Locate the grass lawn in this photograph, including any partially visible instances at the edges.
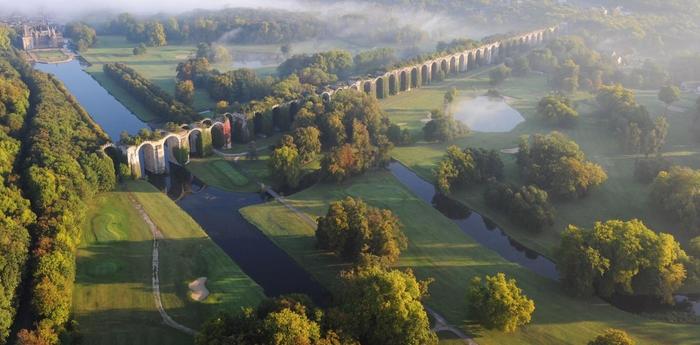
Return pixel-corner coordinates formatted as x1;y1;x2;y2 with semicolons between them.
33;49;69;62
73;181;265;344
186;158;257;192
241;170;700;345
384;71;700;267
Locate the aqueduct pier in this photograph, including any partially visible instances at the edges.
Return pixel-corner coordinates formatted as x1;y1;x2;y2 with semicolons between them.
115;26;559;178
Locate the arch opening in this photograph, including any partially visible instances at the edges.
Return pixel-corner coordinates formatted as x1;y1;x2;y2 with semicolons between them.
389;74;398;94
411;68;419;88
421;65;429;85
400;71;408;91
376;77;385;99
363;81;373;95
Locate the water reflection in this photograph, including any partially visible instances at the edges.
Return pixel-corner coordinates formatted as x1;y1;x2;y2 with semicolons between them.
389;161;558;280
33;60;150;141
451;96;524;132
146;164;329;305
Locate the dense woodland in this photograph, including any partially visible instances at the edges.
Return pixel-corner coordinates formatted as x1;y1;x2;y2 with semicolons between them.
104;62;196;123
0;46;114;345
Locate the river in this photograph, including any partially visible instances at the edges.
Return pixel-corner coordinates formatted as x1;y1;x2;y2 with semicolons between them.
33;59;328;303
34;58;698;317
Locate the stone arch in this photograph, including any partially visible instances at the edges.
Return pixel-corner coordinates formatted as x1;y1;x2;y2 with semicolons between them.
163;134;185;169
363;81;373;96
137;142;157;176
440;59;448;75
410;67;419;88
210;122;226;149
421;64;429;85
449;56;457;74
201;118;213;127
289;101;300;122
376;77;386;99
459;54;466;72
400;70;409;91
389;73;398;94
468;52;475;71
321;92;331;102
431;61;439;80
188;128;203;156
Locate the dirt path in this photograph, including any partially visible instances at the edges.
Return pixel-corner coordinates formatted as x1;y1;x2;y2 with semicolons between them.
128;194;197;336
261;185;476;344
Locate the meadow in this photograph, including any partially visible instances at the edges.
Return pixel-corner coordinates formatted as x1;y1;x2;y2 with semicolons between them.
241;170;700;345
73;181;265;345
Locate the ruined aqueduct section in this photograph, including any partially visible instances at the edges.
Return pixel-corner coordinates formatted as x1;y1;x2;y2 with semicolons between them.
119;26;559;178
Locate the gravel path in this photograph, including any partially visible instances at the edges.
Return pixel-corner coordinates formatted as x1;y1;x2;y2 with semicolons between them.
128;193;197;336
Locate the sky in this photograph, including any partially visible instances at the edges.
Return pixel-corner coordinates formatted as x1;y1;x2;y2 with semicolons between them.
0;0;305;17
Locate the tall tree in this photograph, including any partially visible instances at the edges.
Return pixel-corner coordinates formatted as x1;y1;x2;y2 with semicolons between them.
337;265;437;345
269;143;302;188
467;273;535;332
658;85;680;109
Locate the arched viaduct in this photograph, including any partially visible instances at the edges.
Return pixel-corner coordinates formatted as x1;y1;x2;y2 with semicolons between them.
329;26;557;99
115;26;558;178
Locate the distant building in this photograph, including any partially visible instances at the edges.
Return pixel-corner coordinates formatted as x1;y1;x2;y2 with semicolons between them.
20;24;63;50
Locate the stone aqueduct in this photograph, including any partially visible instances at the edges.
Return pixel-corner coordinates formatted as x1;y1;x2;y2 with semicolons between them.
116;26;559;178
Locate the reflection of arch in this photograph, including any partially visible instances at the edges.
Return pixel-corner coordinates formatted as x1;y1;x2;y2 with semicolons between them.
410;68;419;88
399;71;408;91
376;77;385;99
363;81;373;95
458;54;466;72
389;74;398;94
421;65;429;85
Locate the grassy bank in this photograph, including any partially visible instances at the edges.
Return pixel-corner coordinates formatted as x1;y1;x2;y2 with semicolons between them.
241;170;700;345
384;71;700;261
73;181;265;344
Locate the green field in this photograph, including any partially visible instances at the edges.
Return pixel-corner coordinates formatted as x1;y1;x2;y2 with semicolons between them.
33;49;70;63
80;35;423;122
241;170;700;345
186;158;256;192
73;181;265;344
384;71;700;264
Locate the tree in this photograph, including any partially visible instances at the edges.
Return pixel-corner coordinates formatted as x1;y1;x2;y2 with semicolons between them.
484;181;554;231
144;21;166;47
434;146;504;194
263;308;321;345
280;43;292;57
175;80;195;105
537;94;578;127
293;126;321;163
316;197;407;264
132;43;147;55
64;22;96;51
588;329;635;345
423;109;468;142
444;87;457;105
467;273;535;332
489;64;511;86
658;85;680;108
517;132;607;198
338;265;437;345
269;144;302;188
511;56;531;77
554;59;580;93
652;166;700;232
557;220;687;303
0;25;11;50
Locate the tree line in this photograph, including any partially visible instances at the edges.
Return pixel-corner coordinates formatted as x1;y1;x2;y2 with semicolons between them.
0;49;115;345
103;62;197;123
0;56;34;345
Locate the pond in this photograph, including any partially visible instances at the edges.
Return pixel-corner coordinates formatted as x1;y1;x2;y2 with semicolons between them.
33;60;149;141
451;96;524;132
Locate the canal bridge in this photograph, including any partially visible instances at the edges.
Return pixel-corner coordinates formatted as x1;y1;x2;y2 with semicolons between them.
116;26;559;178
